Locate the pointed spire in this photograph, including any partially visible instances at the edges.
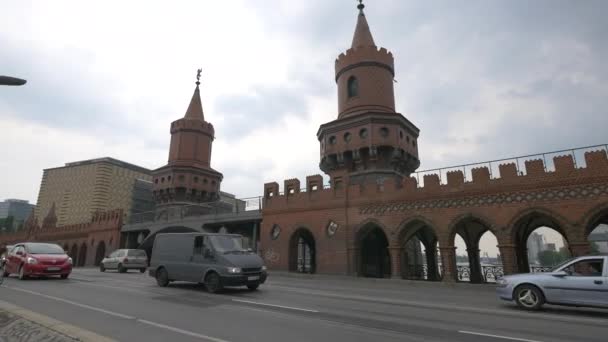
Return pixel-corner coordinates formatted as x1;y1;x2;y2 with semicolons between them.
184;68;205;120
351;1;376;49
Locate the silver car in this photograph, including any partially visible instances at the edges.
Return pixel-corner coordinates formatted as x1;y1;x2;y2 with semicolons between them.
100;249;148;273
496;255;608;310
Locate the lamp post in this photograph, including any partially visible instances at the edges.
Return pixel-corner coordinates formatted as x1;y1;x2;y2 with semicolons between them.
0;76;27;86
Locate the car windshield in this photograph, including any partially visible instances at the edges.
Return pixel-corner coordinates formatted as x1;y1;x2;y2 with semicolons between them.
208;235;246;253
550;257;577;272
127;250;147;257
26;243;65;255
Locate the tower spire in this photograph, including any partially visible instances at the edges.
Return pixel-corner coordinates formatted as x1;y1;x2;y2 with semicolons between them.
351;0;375;49
184;68;204;120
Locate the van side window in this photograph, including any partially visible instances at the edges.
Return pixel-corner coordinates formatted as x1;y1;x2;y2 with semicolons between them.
194;236;204;255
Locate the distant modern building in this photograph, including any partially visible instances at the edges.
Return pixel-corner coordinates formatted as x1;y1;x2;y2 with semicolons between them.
35;157;152;226
129;179;156;218
527;232;545;264
0;199;35;231
588;224;608;254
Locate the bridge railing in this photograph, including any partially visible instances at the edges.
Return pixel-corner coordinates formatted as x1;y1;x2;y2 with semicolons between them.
405;264;554;283
127;196;263;224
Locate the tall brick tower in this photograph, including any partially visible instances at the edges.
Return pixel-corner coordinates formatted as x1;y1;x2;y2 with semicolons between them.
152;70;223;209
318;1;420;187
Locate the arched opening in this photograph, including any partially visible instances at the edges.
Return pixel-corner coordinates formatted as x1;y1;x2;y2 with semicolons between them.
587;207;608;255
288;228;316;274
479;230;502;282
78;243;87;267
451;216;497;283
95;241;106;266
513;212;570;273
70;244;78;266
358;225;390;278
347;76;358;98
398;220;440;281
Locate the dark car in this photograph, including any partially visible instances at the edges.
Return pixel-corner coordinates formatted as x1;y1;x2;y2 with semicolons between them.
3;242;72;280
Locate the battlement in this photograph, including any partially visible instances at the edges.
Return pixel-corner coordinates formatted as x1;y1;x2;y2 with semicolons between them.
335;46;394;77
170;118;214;135
263;148;608;211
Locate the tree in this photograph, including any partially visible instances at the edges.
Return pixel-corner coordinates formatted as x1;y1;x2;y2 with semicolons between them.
537;250;569;266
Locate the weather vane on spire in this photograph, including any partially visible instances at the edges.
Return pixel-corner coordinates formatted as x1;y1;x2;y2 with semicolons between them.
357;0;365;12
196;68;202;86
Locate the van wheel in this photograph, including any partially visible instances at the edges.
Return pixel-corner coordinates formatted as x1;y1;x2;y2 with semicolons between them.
205;272;222;293
118;264;126;273
156;268;169;287
247;284;259;291
99;264;105;272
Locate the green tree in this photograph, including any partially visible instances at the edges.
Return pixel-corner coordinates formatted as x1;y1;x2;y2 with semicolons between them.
537;250;569;266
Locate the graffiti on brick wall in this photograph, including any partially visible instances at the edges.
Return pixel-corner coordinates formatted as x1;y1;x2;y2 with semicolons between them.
264;248;280;264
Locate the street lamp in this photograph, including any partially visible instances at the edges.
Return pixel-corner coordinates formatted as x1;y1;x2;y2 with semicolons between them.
0;76;27;86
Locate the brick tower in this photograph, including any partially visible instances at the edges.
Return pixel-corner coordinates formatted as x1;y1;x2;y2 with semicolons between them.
318;1;420;187
152;71;223;209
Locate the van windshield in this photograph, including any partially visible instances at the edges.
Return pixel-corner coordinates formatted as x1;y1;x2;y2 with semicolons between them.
208;236;246;253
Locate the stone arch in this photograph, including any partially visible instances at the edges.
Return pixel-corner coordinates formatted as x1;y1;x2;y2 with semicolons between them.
448;213;499;283
70;244;78;266
288;227;316;274
78;243;87;267
509;208;571;273
397;216;441;281
95;241;106;266
582;202;608;238
355;220;391;278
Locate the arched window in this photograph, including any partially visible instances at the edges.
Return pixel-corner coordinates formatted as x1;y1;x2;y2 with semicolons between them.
347;76;358;98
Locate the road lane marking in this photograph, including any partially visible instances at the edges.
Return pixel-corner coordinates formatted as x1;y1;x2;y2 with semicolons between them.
231;299;319;313
459;330;544;342
7;286;136;319
5;286;232;342
137;319;230;342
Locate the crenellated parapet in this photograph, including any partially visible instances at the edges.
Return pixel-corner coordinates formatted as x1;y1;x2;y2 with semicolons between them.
264;149;608;212
170;118;215;136
335;46;394;79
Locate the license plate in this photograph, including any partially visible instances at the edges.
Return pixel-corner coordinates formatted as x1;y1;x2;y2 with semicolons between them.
247;276;259;281
47;267;61;271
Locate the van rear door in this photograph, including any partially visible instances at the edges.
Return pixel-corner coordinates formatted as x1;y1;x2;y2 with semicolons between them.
183;235;208;282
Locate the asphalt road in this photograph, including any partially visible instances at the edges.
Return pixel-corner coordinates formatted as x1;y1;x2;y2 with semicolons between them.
1;269;607;342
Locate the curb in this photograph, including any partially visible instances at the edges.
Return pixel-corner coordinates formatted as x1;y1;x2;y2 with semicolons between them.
0;299;116;342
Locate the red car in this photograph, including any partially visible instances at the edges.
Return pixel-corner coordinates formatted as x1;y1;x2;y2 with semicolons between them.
3;242;72;280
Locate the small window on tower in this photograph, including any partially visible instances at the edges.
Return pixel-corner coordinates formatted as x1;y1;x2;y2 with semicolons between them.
347;76;358;98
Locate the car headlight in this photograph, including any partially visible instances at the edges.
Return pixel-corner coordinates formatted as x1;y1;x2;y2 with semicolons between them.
227;267;241;274
67;257;73;264
496;278;508;286
261;266;267;271
26;257;38;264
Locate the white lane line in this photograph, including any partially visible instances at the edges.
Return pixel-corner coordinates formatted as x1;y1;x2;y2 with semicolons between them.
459;330;544;342
5;286;231;342
137;319;230;342
231;299;319;313
8;286;135;319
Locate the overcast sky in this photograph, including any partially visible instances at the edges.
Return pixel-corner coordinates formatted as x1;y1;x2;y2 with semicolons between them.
2;0;607;215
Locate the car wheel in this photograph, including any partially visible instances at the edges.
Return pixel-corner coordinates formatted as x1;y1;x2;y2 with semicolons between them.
118;264;126;273
61;274;69;279
205;272;222;294
156;268;169;287
514;285;545;310
247;284;259;291
139;268;146;273
99;264;105;272
18;265;28;280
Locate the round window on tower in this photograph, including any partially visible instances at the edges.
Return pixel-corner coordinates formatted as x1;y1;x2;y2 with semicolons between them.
329;136;337;145
344;132;352;142
359;128;368;139
380;127;389;138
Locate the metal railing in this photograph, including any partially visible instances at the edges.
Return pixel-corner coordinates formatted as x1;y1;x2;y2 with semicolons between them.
413;143;608;187
405;264;553;283
127;196;263;224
